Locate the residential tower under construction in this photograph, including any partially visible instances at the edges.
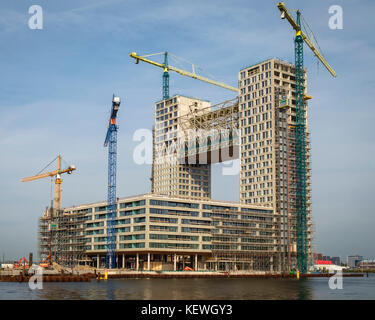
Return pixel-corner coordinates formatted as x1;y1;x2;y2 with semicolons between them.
38;58;313;273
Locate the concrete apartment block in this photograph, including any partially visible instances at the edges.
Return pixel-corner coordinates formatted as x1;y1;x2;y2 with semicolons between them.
152;95;211;200
238;59;312;269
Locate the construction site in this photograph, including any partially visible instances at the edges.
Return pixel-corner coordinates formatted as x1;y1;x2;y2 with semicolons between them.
12;3;338;277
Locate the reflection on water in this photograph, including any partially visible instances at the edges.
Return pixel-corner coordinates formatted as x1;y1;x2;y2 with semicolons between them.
296;278;312;300
0;275;374;300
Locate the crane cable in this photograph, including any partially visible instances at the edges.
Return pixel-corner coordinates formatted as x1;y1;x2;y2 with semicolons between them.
168;52;221;83
61;157;71;169
300;13;326;76
138;51;224;86
35;156;59;176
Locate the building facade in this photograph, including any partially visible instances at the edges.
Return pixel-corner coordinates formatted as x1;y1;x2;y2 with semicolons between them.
39;194;280;272
347;255;363;268
357;260;375;270
238;58;312;270
152;95;211;200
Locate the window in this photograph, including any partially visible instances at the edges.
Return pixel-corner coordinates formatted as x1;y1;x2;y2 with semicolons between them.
134;225;146;231
120;243;145;249
119;200;145;208
120;234;145;241
134;217;146;223
95;206;107;212
150;200;199;208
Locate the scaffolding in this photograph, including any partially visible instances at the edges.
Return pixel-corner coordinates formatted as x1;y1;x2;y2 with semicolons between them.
150;125;156;193
38;208;52;262
38;208;88;267
274;87;313;272
206;208;280;272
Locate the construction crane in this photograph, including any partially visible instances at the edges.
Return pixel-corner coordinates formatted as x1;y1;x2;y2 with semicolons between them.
21;155;76;263
162;52;169;100
21;155;76;212
129;52;238;100
104;95;121;269
277;2;336;274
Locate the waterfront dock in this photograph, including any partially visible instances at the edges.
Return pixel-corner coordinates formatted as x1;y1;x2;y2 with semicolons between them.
97;271;364;279
0;274;92;283
0;267;365;282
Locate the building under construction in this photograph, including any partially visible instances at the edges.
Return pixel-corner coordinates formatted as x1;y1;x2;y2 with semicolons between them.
32;2;339;274
39;194;280;272
37;58;314;273
38;207;88;267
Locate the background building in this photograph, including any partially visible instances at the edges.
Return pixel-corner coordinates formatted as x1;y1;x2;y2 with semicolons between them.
357;260;375;269
330;256;341;266
347;255;363;268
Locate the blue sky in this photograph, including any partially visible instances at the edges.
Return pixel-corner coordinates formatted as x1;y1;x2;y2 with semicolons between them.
0;0;374;261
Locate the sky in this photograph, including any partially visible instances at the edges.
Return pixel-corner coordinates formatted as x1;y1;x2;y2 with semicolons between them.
0;0;374;262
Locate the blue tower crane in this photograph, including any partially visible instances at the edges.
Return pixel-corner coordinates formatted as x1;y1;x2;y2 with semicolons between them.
104;95;121;269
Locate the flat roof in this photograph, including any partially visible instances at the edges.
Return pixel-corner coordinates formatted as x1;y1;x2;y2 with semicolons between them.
63;192;274;212
155;94;210;104
240;57;295;71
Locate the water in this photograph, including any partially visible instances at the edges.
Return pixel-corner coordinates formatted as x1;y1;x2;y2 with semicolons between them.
0;275;374;300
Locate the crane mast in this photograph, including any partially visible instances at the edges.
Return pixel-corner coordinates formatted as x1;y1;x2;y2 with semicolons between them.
277;2;336;274
294;10;309;274
54;155;62;212
163;52;169;100
21;155;76;263
104;95;121;269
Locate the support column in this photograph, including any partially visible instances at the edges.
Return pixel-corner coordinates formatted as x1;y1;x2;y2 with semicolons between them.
136;253;139;271
195;254;198;270
174;253;177;271
97;254;99;269
122;254;125;269
147;253;150;271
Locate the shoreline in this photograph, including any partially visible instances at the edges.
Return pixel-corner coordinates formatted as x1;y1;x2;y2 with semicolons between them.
0;270;366;282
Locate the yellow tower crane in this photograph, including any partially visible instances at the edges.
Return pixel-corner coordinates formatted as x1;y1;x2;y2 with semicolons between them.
277;2;336;77
276;2;336;274
21;155;76;213
129;52;238;99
